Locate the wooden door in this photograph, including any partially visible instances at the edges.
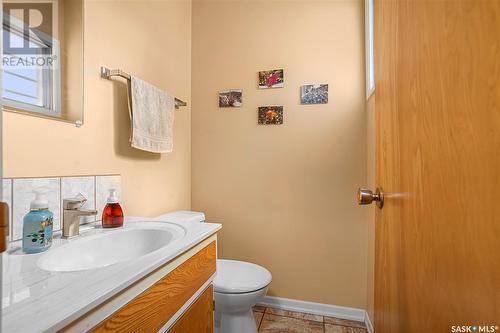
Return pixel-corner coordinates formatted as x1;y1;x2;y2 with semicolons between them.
374;1;500;332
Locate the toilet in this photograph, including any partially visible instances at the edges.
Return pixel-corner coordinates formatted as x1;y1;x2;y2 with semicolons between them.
158;211;272;333
214;260;272;333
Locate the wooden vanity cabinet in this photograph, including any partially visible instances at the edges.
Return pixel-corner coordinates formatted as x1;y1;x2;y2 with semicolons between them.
85;241;216;333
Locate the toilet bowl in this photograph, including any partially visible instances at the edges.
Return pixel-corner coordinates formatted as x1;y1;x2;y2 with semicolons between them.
214;259;272;333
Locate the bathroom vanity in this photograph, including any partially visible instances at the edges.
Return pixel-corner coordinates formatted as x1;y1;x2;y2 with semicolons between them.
2;213;221;332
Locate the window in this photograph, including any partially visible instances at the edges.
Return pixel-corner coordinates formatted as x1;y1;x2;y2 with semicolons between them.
2;9;61;117
365;0;375;98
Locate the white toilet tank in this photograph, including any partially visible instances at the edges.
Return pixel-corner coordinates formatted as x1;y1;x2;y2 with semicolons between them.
157;210;206;224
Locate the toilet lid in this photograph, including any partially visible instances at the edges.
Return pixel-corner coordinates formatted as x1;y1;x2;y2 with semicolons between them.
214;259;272;294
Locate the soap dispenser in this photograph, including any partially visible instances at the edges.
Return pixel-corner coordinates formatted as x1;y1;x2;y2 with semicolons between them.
22;188;54;254
102;189;124;228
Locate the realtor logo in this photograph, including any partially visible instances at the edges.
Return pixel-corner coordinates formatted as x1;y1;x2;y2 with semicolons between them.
3;2;53;55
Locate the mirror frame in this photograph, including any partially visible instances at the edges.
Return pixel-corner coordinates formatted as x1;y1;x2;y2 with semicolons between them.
2;0;85;127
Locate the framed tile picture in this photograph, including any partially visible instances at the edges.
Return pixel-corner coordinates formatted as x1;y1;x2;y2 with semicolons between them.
219;89;242;107
300;84;328;104
258;69;284;89
258;106;283;125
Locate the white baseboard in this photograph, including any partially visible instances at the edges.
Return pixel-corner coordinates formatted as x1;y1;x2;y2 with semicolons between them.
364;311;374;333
257;296;366;323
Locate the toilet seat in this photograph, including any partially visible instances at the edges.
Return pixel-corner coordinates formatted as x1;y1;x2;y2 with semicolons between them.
214;259;272;294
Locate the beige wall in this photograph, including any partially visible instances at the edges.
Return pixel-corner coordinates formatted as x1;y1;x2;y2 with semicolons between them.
3;0;192;216
192;0;368;308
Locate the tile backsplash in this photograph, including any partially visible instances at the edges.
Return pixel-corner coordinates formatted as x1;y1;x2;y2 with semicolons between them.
2;175;121;242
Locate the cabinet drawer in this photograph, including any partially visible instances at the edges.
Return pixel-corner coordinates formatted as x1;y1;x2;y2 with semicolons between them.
168;285;214;333
91;241;216;333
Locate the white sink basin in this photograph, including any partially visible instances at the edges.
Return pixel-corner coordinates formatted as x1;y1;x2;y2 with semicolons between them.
38;223;186;272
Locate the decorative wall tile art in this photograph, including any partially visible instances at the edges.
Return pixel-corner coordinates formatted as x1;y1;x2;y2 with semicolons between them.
300;84;329;104
258;69;284;89
258;106;283;125
219;89;243;107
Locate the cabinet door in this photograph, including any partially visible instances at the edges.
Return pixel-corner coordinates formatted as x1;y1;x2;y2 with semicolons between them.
168;285;214;333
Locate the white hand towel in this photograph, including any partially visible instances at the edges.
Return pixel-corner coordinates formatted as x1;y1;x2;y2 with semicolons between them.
127;76;175;153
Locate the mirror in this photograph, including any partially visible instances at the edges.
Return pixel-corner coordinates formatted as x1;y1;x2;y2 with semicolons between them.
2;0;84;126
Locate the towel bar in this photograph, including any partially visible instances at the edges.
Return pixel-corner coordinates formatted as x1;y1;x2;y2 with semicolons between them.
100;66;187;109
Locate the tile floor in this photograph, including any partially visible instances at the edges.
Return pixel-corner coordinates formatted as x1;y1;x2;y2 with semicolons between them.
252;306;368;333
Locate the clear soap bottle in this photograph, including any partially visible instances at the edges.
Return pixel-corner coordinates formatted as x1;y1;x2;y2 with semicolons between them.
101;189;124;228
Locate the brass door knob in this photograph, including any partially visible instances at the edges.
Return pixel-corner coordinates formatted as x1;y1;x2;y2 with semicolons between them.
357;187;384;209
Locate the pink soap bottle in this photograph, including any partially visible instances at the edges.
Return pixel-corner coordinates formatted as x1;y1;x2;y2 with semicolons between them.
102;189;124;228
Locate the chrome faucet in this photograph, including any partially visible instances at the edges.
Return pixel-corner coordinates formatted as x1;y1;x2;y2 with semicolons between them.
62;195;97;238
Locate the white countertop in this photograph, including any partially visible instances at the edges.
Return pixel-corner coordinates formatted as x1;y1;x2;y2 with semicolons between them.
2;216;221;333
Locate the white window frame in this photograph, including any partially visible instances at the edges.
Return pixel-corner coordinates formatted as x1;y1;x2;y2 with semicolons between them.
365;0;375;99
